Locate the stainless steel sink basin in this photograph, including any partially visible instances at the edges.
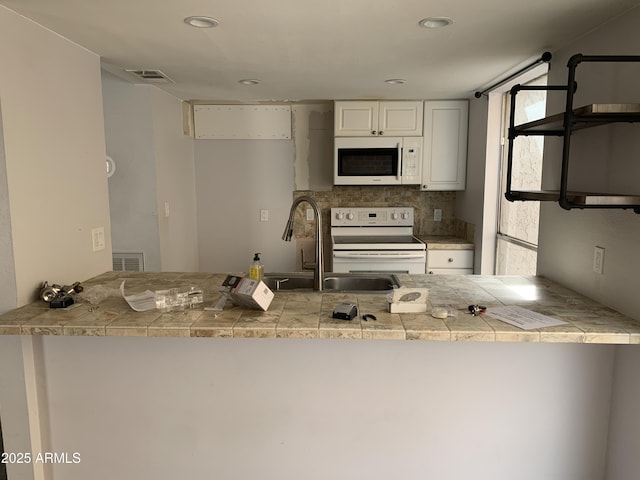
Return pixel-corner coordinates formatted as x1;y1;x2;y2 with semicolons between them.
263;273;400;292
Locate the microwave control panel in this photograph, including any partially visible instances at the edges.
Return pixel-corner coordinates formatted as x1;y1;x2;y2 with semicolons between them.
401;137;422;184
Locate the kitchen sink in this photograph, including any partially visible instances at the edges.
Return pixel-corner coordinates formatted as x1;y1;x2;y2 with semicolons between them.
263;273;400;292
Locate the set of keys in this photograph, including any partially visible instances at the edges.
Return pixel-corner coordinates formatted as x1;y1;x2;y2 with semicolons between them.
467;304;487;316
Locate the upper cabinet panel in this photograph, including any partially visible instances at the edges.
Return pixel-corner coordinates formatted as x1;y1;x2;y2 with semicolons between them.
335;101;423;136
421;100;469;191
378;101;423;136
334;101;379;136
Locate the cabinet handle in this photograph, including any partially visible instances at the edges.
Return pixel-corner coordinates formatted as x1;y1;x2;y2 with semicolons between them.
371;130;377;135
448;258;454;263
379;130;384;135
422;184;428;189
428;271;434;274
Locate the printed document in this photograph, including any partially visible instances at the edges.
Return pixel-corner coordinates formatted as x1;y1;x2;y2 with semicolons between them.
485;305;567;330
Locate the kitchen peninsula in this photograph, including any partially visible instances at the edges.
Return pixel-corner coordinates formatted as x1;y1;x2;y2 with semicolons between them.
1;271;638;343
1;271;637;480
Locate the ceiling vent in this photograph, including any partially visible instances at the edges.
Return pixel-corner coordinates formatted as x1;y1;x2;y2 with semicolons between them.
125;69;174;84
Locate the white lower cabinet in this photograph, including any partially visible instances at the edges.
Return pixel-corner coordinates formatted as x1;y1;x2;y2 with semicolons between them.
427;250;473;274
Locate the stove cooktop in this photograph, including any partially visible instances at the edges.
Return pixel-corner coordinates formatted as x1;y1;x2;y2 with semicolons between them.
332;235;424;245
332;234;426;251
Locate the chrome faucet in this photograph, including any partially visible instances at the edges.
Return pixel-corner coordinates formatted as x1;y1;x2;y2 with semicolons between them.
282;196;324;291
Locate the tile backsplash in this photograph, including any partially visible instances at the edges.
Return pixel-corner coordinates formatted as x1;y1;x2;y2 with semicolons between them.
293;186;474;241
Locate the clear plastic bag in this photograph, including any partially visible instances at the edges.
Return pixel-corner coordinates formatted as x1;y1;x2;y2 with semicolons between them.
77;284;120;306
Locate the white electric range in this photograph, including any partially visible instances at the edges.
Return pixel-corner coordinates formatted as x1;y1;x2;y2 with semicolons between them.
330;207;426;274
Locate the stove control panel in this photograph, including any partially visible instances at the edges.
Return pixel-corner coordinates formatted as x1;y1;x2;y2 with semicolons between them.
331;207;414;227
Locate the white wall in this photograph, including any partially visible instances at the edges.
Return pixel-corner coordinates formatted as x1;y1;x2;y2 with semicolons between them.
36;336;615;480
194;139;296;273
194;103;335;274
151;89;198;272
537;7;640;321
292;103;334;191
456;96;491;273
0;6;111;308
0;101;18;314
0;337;36;480
532;11;640;479
102;73;199;272
102;72;162;271
605;346;640;480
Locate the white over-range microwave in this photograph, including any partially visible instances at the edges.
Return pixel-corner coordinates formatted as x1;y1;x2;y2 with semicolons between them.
334;137;422;185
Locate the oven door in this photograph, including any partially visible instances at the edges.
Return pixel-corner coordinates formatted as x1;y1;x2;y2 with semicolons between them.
332;251;426;274
334;137;402;185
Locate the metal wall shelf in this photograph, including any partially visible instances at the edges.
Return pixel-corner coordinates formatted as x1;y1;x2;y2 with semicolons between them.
505;54;640;214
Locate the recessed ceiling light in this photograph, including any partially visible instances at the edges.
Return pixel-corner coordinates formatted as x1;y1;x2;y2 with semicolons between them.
419;16;454;29
238;79;261;85
385;79;407;85
184;16;219;28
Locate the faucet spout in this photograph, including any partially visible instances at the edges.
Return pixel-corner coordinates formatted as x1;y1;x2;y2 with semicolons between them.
282;196;324;291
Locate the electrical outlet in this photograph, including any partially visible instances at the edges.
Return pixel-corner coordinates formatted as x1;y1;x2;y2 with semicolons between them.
164;201;170;218
593;246;605;274
434;209;442;222
306;208;314;221
92;227;105;252
260;209;269;222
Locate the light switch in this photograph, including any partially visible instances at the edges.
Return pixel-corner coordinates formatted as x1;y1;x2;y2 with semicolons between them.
260;209;269;222
92;227;105;252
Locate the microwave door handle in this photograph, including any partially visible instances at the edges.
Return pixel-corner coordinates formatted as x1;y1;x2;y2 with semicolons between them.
397;142;402;181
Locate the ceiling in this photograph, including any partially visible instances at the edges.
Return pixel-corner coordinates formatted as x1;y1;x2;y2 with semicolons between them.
2;0;639;102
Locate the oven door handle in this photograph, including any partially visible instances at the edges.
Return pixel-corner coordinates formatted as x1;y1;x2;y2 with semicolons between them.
333;252;425;259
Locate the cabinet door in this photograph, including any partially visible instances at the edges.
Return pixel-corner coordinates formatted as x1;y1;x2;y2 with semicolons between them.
378;101;423;136
334;101;379;136
421;100;468;191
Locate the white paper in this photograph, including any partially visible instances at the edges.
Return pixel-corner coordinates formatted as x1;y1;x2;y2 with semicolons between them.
119;281;157;312
485;305;567;330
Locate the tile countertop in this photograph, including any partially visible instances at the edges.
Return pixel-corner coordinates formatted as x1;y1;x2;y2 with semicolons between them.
1;271;639;344
418;235;474;250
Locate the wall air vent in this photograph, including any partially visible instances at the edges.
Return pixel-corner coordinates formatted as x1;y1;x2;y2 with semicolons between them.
112;253;144;272
125;69;174;84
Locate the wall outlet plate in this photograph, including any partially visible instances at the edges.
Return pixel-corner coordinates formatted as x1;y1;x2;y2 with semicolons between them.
434;209;442;222
593;246;605;274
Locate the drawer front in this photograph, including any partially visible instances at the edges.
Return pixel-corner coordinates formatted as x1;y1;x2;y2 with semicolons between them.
427;250;473;269
427;268;473;275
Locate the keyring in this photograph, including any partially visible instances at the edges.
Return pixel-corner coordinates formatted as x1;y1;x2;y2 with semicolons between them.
467;305;486;316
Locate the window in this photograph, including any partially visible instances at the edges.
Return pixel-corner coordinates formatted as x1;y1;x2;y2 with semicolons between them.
496;74;547;275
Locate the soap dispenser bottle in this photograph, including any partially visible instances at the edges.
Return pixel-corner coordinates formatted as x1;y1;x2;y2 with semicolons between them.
249;253;264;281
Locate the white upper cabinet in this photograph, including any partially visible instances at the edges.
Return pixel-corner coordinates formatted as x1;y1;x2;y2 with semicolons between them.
335;101;423;136
378;101;423;136
421;100;469;191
